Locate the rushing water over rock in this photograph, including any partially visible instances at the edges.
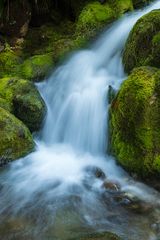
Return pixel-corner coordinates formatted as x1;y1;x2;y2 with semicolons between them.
1;1;160;240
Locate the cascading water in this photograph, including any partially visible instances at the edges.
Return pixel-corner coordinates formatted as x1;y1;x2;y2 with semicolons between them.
1;1;160;240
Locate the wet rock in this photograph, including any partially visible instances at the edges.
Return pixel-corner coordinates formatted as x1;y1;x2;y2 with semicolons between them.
84;166;106;180
114;192;153;214
102;180;120;191
82;166;106;190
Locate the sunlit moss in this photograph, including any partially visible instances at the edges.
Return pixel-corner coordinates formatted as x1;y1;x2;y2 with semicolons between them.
123;10;160;73
110;66;160;177
19;53;54;81
0;45;21;78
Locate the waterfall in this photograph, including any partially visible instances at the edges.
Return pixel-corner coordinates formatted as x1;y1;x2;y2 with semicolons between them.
1;1;160;239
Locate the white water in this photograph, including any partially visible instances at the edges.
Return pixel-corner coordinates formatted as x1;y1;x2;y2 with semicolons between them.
1;1;160;239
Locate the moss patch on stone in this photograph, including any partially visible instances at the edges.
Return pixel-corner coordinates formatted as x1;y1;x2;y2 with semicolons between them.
0;97;11;112
110;66;160;177
19;53;54;81
76;1;133;39
0;45;21;78
0;77;46;132
123;9;160;73
0;107;34;161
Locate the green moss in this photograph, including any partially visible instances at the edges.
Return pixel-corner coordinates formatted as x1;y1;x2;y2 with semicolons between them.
0;107;34;161
19;53;54;81
76;0;133;41
113;0;133;15
0;97;11;112
123;10;160;73
0;77;46;132
153;155;160;172
110;67;160;177
76;2;116;38
0;45;21;78
1;22;88;80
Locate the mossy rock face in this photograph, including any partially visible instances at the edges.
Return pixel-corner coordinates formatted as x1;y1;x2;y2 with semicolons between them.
0;107;34;161
0;46;22;78
76;1;133;38
110;66;160;178
123;10;160;73
0;77;46;132
71;231;122;240
20;53;54;81
0;97;11;112
76;2;116;35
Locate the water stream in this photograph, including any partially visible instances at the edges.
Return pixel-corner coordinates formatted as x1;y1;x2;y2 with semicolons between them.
1;1;160;240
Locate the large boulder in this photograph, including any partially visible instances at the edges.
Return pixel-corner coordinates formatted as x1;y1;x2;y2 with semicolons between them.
76;1;133;38
0;77;46;132
110;67;160;178
0;107;34;162
123;10;160;73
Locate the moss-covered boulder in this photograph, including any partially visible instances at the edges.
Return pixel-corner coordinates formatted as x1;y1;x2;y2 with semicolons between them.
71;231;122;240
20;53;54;81
0;107;34;161
123;10;160;73
0;45;21;78
76;2;116;37
76;1;133;38
0;77;46;132
110;66;160;178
